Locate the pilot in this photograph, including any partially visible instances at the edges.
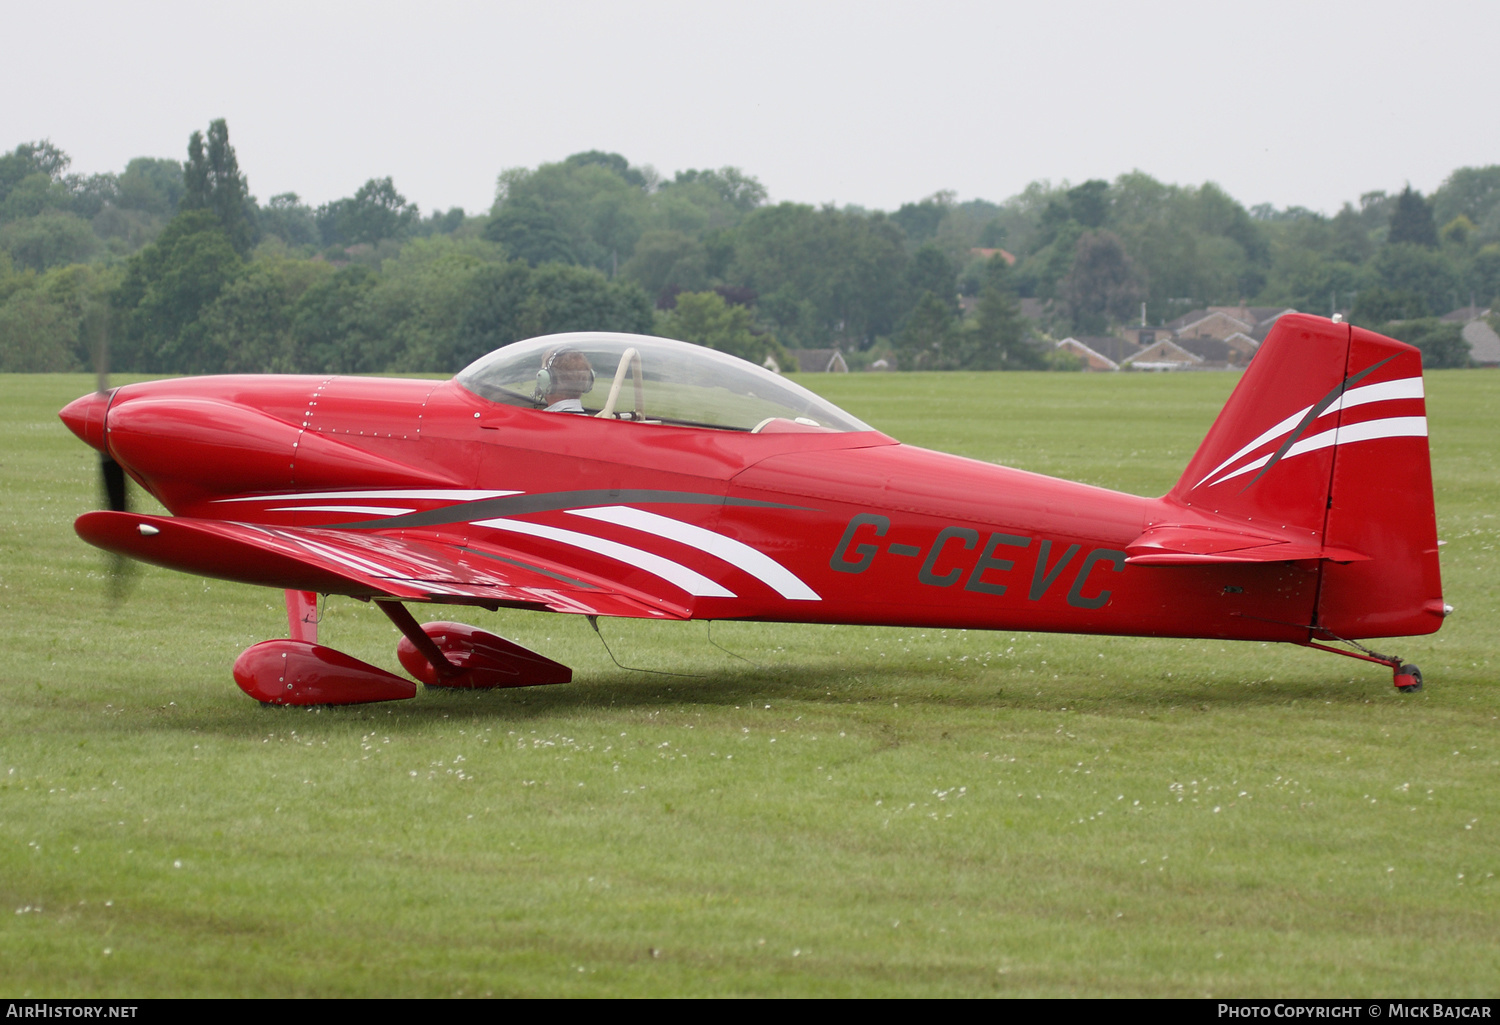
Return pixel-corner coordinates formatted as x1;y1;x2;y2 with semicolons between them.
535;349;595;413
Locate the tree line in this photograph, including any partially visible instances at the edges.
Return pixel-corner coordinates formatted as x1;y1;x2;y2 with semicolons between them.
2;120;1497;375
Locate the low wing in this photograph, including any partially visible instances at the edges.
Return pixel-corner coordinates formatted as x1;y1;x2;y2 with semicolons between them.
75;511;689;620
1125;524;1370;566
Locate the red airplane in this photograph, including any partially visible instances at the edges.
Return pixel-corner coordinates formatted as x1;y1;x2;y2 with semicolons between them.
59;313;1446;705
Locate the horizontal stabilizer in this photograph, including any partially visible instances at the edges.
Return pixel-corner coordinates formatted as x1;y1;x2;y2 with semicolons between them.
1125;524;1369;566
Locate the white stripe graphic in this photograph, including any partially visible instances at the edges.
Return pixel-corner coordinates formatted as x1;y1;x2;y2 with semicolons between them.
568;506;820;601
267;505;415;516
1195;405;1311;489
216;489;521;504
1198;377;1424;489
274;533;400;578
473;518;735;598
1208;416;1428;486
1337;376;1423;411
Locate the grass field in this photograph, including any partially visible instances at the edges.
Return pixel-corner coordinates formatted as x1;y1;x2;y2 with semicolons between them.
1;369;1496;997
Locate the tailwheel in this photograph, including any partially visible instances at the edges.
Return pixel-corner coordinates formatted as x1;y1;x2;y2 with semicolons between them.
1394;664;1424;693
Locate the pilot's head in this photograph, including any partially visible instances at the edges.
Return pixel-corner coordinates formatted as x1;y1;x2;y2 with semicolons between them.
536;349;595;407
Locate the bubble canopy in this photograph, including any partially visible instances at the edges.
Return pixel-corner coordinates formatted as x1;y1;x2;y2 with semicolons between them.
456;332;873;433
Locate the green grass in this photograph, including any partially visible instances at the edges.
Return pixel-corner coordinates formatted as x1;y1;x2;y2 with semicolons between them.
1;369;1496;997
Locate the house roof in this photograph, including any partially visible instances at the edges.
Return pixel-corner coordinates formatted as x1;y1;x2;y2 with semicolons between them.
1175;337;1242;364
1127;338;1202;365
1072;335;1142;363
1056;337;1121;371
1164;309;1255;336
1462;320;1500;365
789;348;849;373
969;248;1017;266
1440;305;1492;324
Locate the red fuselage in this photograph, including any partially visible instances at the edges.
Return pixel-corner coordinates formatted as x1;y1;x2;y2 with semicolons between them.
66;373;1324;644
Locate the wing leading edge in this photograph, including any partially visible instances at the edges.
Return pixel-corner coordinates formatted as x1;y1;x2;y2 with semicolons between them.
74;511;689;620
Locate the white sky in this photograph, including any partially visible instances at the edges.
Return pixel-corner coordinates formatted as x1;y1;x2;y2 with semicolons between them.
5;0;1496;218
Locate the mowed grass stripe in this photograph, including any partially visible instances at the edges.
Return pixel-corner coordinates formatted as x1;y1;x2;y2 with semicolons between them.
0;370;1495;996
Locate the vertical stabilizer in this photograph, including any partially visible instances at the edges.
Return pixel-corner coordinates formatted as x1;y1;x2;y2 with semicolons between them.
1168;313;1443;639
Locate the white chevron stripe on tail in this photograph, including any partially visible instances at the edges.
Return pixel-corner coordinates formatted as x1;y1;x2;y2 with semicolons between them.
1198;377;1423;489
1207;416;1428;486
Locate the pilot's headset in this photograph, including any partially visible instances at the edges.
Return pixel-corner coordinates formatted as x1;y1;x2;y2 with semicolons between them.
534;349;595;406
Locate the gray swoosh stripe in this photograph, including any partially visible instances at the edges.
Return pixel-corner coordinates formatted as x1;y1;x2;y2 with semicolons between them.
329;489;810;530
457;546;599;589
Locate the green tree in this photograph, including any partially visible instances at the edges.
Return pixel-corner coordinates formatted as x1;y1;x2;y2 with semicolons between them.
893;290;958;370
260;193;319;248
288;264;380;373
563;150;649;189
729;203;906;347
315;178;419;247
0;211;98;271
0;141;69;203
619;230;708;301
902;244;957;316
1060;229;1143;334
654;290;782;365
1258;250;1369;315
0;262;119;371
1371;243;1460;312
1350;286;1427;326
1380;318;1471;368
483;194;579;266
114;210;243;371
181;120;255;255
354;236;505;372
0;287;78;371
1387;186;1438;247
892;193;953;245
1067;180;1110;228
115;157;184;217
487;158;650;273
659;167;766;214
969;256;1037;369
196;257;334;373
1470;244;1500;305
455;260;652;370
1432;166;1500;230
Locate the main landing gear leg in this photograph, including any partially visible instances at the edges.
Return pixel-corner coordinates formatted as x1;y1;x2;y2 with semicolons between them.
231;595;573;705
380;602;573;690
1301;638;1423;693
232;591;417;705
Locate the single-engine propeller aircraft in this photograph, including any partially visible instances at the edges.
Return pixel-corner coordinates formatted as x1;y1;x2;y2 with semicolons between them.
60;313;1447;705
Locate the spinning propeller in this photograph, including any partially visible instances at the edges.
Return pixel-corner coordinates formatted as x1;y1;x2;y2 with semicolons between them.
86;311;136;597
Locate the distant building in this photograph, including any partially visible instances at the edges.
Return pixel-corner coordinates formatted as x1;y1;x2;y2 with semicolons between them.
1126;338;1203;371
1462;320;1500;366
1439;304;1491;324
1438;305;1498;366
1056;336;1141;371
968;248;1017;266
789;348;849;373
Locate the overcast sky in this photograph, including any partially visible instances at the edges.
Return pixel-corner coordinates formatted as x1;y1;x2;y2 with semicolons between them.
6;0;1496;218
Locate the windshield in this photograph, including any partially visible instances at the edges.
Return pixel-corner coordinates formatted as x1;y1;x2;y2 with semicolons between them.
456;332;873;433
